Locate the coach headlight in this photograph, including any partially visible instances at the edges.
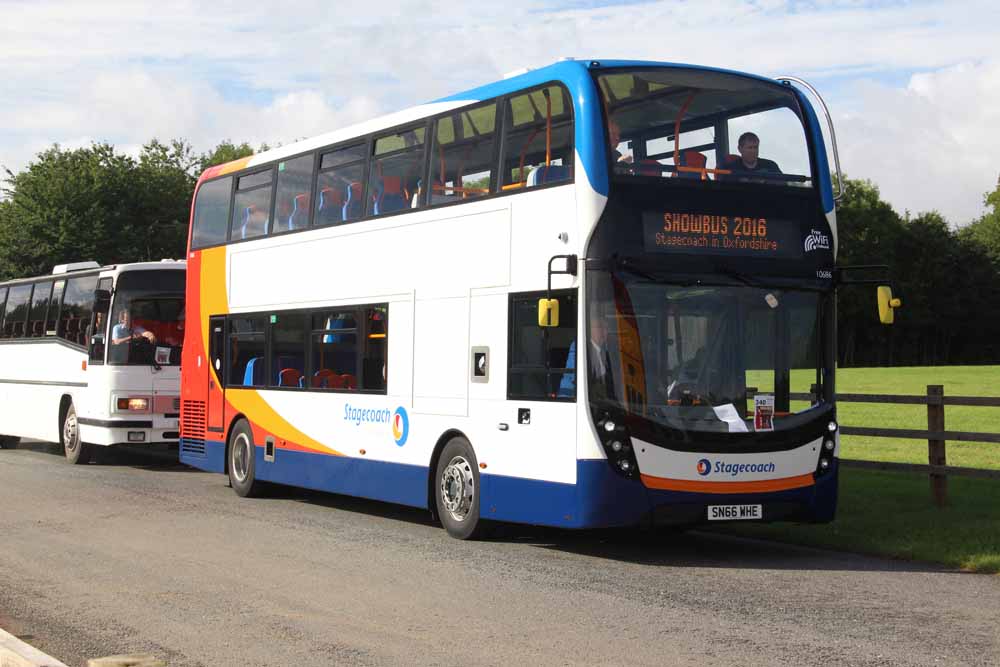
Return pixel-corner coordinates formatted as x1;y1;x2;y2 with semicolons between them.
114;395;151;413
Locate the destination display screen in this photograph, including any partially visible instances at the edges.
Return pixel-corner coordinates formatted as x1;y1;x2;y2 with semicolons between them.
642;211;814;259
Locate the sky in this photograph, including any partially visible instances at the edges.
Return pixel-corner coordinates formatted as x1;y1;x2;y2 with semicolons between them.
1;0;998;225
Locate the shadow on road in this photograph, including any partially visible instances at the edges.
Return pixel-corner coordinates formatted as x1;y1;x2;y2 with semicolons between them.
251;483;946;575
14;440;195;471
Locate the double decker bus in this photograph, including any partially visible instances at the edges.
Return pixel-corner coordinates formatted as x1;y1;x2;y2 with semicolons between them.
0;260;186;463
180;59;900;538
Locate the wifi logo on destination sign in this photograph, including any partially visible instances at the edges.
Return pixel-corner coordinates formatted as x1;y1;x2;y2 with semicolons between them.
697;459;712;476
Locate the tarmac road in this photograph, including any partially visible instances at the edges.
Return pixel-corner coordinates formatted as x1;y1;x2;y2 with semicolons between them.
0;441;997;667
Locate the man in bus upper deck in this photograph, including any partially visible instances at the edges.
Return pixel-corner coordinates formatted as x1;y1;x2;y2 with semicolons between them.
727;132;781;176
111;309;156;346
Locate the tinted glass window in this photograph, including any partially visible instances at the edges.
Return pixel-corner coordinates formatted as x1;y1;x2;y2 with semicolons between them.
229;316;267;386
311;311;358;389
192;177;233;249
273;155;315;234
89;277;112;363
61;275;99;345
431;102;497;205
316;143;367;226
501;85;574;188
28;281;53;337
0;288;7;335
368;127;426;216
270;312;306;388
3;285;32;338
47;280;65;336
231;169;273;241
508;290;577;401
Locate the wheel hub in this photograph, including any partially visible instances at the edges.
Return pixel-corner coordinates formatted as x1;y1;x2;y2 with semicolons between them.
440;456;475;521
232;433;251;483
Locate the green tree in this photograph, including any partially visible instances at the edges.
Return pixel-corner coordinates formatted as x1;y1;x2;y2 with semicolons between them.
959;180;1000;269
0;141;196;279
195;140;267;175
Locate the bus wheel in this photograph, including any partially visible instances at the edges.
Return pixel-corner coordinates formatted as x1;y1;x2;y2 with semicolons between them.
228;419;261;498
435;436;485;540
0;435;19;449
62;403;92;465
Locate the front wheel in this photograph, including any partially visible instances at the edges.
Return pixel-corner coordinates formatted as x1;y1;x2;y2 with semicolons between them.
0;435;20;449
62;404;92;465
435;436;486;540
228;419;261;497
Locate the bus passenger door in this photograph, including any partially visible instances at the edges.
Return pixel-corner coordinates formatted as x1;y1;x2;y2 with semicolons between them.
207;316;226;433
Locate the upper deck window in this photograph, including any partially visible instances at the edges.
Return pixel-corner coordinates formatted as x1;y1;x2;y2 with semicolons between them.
368;127;426;217
231;169;274;241
501;85;574;189
597;69;813;188
191;176;233;249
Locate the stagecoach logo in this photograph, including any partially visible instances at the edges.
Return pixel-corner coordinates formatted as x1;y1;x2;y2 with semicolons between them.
804;229;831;253
392;407;409;447
343;404;409;446
697;459;778;477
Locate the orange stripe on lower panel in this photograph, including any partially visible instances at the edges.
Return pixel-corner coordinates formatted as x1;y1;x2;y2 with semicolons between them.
640;473;815;494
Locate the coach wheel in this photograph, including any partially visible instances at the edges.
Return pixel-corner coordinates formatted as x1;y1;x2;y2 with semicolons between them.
62;403;92;465
0;435;19;449
435;436;485;540
228;419;261;498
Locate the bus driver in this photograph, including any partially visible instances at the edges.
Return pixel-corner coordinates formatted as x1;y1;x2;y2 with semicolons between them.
111;309;157;346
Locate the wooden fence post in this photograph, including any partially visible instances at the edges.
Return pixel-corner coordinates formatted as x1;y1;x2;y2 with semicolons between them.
926;384;947;507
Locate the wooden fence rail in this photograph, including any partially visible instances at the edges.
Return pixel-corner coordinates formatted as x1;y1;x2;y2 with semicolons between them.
788;385;1000;506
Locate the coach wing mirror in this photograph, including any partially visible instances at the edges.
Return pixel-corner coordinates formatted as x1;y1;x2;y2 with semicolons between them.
877;285;902;325
538;298;560;328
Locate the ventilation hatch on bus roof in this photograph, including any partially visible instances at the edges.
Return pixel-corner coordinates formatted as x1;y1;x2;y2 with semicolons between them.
52;261;100;274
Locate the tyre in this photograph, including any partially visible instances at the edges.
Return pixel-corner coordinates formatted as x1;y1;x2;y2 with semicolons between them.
227;419;261;498
62;403;92;465
0;435;20;449
435;436;485;540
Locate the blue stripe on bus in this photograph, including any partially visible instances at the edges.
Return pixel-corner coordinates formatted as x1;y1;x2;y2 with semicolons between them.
180;438;838;529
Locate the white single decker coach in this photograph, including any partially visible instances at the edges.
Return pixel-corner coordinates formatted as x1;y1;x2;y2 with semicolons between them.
0;260;186;463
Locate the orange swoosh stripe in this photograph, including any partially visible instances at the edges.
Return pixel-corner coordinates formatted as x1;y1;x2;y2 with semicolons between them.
640;473;815;494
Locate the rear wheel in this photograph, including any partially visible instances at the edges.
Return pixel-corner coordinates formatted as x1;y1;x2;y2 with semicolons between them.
0;435;19;449
228;419;261;497
62;403;92;465
435;436;485;540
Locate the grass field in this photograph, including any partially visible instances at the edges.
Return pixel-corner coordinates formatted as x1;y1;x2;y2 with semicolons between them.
724;365;1000;573
750;365;1000;469
718;468;1000;574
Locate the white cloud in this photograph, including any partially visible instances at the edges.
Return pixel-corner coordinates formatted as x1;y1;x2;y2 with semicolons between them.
838;60;1000;224
1;0;999;222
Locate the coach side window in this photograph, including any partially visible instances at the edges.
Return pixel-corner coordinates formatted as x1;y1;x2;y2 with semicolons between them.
60;276;99;346
315;143;367;226
272;154;315;235
228;316;267;387
191;176;233;249
310;311;359;390
46;280;65;336
368;127;426;216
0;288;7;338
501;85;574;189
3;285;33;339
28;281;53;338
230;169;273;242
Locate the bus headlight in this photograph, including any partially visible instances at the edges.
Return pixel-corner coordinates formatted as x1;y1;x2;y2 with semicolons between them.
823;438;835;451
114;396;151;412
827;421;838;432
819;458;830;470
